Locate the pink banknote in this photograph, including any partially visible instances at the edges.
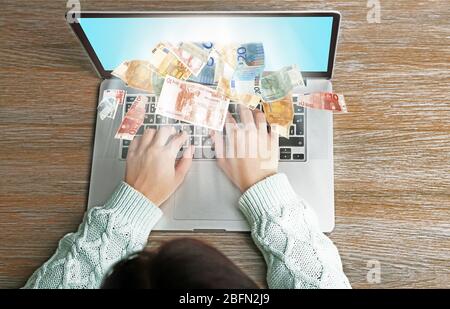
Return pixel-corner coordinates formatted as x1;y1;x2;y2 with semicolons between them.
115;95;146;140
156;76;230;131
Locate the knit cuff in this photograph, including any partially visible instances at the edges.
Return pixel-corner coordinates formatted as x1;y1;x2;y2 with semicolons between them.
103;182;162;240
239;173;298;225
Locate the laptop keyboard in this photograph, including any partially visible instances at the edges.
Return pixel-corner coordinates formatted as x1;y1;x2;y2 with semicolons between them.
119;94;306;162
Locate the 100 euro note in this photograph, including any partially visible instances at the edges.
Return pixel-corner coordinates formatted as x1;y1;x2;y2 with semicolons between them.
262;95;294;138
112;60;165;95
115;96;146;140
149;42;192;80
156;76;230;131
260;65;305;102
296;92;348;113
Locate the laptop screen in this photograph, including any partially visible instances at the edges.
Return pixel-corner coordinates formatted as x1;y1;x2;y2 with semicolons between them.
74;13;339;78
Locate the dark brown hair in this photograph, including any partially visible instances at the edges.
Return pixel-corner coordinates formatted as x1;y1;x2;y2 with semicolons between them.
102;238;258;289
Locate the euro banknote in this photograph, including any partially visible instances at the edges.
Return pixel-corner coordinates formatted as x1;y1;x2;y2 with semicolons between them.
296;93;347;113
156;76;230;131
112;60;165;95
115;96;146;140
149;43;192;80
165;42;212;76
262;95;294;138
260;65;305;102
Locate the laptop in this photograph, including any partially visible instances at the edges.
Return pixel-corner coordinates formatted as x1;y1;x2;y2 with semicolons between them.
68;11;341;232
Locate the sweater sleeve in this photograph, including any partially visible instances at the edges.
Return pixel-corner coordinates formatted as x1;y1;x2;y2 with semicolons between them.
23;182;162;289
239;173;351;289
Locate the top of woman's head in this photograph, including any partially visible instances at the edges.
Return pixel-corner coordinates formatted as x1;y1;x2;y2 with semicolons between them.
101;238;259;289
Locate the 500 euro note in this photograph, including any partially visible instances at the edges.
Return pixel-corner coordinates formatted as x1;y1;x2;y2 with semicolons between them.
156;76;230;131
115;96;146;140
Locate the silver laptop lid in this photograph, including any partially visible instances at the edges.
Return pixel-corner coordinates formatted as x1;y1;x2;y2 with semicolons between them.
68;11;341;80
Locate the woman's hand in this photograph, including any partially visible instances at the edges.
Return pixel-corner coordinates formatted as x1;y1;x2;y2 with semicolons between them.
212;105;279;193
125;126;193;206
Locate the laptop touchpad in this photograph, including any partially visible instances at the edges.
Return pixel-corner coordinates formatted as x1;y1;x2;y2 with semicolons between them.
173;163;243;221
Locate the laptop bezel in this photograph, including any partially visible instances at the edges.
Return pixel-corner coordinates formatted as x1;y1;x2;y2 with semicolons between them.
68;11;340;80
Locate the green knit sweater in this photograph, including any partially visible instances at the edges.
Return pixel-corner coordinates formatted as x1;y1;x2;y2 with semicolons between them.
23;173;350;289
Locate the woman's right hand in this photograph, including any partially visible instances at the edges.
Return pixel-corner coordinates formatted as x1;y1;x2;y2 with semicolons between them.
211;105;279;193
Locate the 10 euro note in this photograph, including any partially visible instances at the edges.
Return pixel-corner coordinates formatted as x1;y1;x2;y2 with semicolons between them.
165;42;211;76
296;92;348;113
260;65;305;102
115;95;146;140
112;60;165;95
156;76;230;131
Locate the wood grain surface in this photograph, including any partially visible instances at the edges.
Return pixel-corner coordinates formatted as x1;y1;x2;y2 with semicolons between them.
0;0;449;289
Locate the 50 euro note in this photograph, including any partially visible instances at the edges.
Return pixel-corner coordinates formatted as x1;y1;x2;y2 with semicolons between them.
112;60;165;95
156;76;230;131
218;76;261;109
262;95;294;138
115;95;147;140
260;65;305;102
149;42;192;80
296;92;348;113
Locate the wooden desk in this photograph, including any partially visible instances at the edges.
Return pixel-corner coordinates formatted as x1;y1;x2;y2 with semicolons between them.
0;0;449;288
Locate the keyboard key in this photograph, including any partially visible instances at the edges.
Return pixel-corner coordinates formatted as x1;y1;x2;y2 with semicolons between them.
293;153;305;160
280;148;291;154
193;137;200;146
293;115;304;125
167;118;178;124
155;115;162;124
193;148;204;159
121;147;128;159
190;136;195;145
289;126;295;136
125;103;132;113
145;104;150;113
126;96;136;103
294;104;304;113
150;104;156;113
146;125;157;130
202;136;213;147
151;97;156;103
228;104;236;113
202;147;215;159
292;96;298;103
144;114;153;124
122;140;131;146
182;125;194;135
280;153;291;160
137;126;144;135
279;137;304;147
295;124;304;136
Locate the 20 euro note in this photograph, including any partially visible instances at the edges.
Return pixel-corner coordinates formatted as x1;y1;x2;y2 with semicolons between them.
262;95;294;138
115;96;147;140
112;60;165;95
296;92;348;113
156;76;230;131
260;65;305;102
149;42;192;80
